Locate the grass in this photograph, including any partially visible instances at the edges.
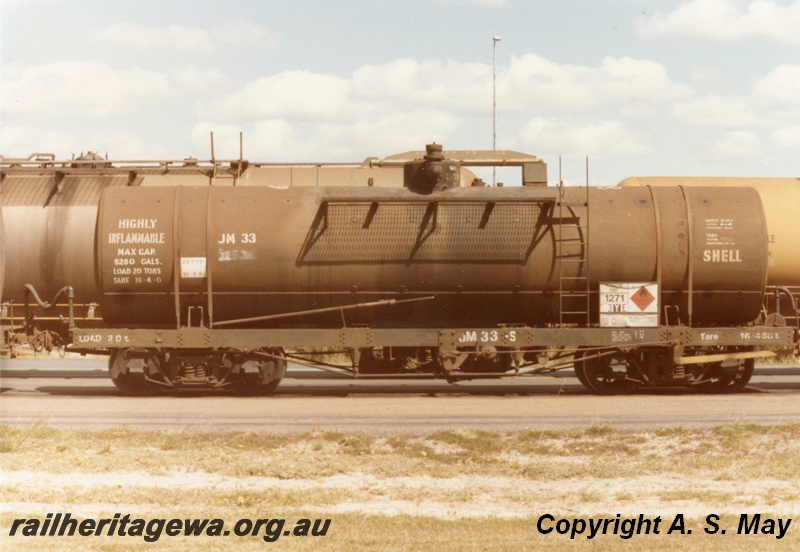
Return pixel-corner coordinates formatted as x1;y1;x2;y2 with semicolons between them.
756;354;800;367
4;423;800;480
3;423;800;550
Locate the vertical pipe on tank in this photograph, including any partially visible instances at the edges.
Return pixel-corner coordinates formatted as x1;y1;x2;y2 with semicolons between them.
172;187;182;329
0;221;4;347
0;207;5;303
647;186;664;323
206;186;214;327
679;186;694;326
583;158;590;326
0;204;6;359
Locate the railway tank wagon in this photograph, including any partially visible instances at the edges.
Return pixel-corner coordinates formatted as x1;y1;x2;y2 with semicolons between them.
1;145;798;395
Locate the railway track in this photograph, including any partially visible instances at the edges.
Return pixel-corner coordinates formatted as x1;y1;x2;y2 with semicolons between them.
2;359;800;432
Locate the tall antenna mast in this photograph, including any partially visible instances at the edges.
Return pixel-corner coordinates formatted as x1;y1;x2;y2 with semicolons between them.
492;36;501;186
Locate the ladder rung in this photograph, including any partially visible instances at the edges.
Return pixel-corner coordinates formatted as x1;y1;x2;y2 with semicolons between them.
558;201;587;207
562;311;589;315
561;276;588;280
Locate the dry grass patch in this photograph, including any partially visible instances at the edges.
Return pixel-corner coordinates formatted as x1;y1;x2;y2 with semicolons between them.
3;421;800;550
4;422;800;481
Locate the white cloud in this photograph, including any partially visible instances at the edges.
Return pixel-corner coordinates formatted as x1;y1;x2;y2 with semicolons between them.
637;0;800;43
3;61;171;119
671;64;800;129
191;120;297;160
8;54;689;161
150;54;694;162
196;59;493;159
1;124;159;159
708;130;763;160
199;54;692;132
310;110;462;159
502;54;692;112
192;109;461;161
773;126;800;149
93;20;279;54
18;52;791;172
518;117;653;159
672;95;758;127
197;71;352;124
199;58;491;129
0;125;73;158
2;61;229;121
752;64;800;113
351;59;490;113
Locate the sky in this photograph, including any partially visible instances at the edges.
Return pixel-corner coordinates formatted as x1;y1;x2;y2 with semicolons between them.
1;0;799;186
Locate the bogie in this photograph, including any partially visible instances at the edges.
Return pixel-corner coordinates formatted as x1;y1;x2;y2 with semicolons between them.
107;348;286;395
688;347;756;393
108;349;164;396
573;349;643;395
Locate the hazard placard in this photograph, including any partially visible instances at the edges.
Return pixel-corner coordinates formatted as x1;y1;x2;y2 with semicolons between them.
600;282;659;327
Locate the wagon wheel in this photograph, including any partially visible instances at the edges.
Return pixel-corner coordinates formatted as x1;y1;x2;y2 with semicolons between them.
574;348;642;395
231;349;286;396
108;349;163;396
694;347;755;393
571;349;591;388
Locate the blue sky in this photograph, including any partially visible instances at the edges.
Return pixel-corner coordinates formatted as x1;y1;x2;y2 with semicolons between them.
2;0;799;185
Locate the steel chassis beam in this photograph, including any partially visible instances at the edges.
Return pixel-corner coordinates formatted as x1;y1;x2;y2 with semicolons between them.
70;325;796;353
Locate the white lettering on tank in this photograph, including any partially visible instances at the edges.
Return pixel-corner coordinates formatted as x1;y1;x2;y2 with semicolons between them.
108;233;165;244
118;218;158;229
702;249;742;262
